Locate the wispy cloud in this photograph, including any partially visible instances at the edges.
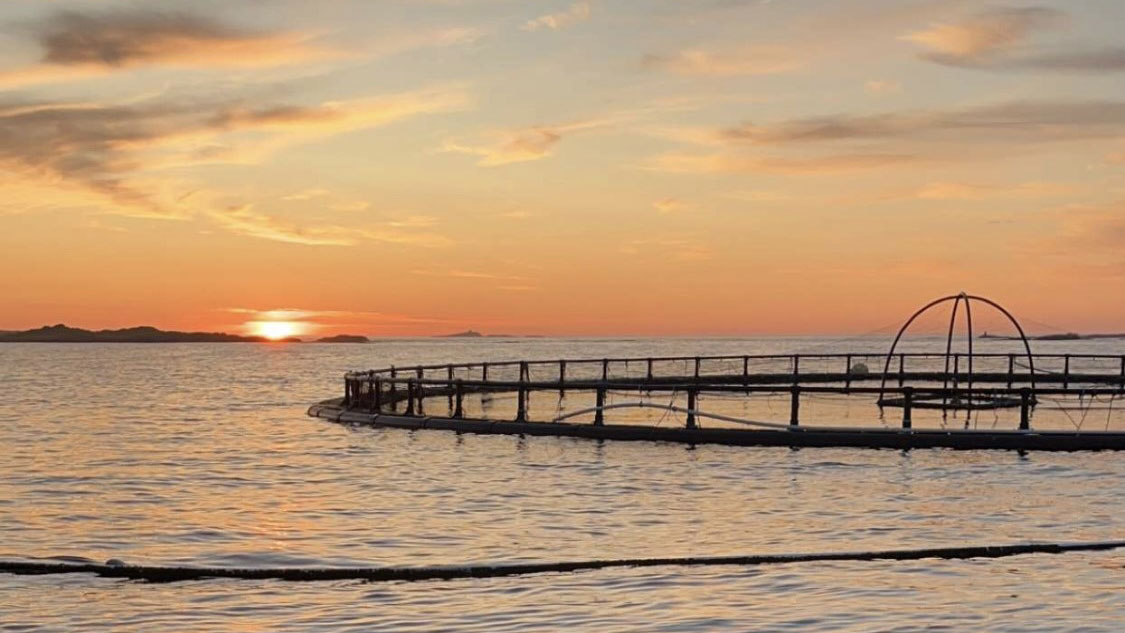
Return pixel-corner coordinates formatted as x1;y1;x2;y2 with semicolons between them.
642;46;799;76
718;101;1125;145
652;198;692;214
442;118;609;166
0;86;468;219
642;152;916;175
0;10;334;87
523;2;591;32
903;7;1125;73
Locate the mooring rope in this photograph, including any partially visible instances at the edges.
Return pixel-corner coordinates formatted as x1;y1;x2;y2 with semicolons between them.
2;541;1121;584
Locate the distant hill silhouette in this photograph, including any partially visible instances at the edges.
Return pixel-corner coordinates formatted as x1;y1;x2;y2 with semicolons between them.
316;334;369;343
0;324;297;343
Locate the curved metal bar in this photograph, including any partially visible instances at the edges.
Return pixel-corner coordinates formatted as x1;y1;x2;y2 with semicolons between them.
967;295;1036;394
964;294;974;416
941;294;964;407
878;295;960;403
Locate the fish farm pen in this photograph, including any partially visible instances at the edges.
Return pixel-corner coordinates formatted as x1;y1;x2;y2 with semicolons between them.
309;295;1125;451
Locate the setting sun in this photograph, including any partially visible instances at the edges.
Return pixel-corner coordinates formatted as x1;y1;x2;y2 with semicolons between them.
253;321;301;341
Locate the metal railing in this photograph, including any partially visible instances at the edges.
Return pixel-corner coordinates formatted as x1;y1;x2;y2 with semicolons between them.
340;353;1125;433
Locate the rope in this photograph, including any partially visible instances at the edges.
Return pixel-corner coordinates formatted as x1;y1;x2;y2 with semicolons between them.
3;541;1121;583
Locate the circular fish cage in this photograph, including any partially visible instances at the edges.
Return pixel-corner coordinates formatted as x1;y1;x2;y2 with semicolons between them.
310;293;1125;451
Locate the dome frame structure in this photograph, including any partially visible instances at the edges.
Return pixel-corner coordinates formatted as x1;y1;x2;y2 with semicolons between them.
876;293;1037;411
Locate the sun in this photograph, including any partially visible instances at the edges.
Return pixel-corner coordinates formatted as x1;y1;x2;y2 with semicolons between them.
255;321;300;341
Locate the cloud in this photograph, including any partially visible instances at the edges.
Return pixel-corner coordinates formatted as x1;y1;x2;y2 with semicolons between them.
653;198;691;214
719;101;1125;145
643;152;916;175
0;9;334;87
209;205;454;247
903;7;1064;62
642;46;799;76
442;118;608;166
903;7;1125;73
0;87;467;218
523;2;591;32
865;80;902;94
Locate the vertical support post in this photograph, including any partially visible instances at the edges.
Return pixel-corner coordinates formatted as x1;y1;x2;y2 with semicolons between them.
953;354;960;379
453;380;463;418
898;354;905;387
602;358;609;381
1007;354;1015;389
516;384;527;422
789;385;800;427
389;366;398;402
647;358;654;381
742;356;749;382
416;378;424;416
416;366;424;380
482;363;489;382
594;386;605;426
343;377;352;406
793;355;800;378
405;380;415;416
1063;355;1070;390
902;387;913;429
845;354;852;392
373;378;382;412
1019;388;1031;430
447;365;455;410
559;360;567;394
686;388;697;429
1120;356;1125;394
520;361;529;382
694;357;701;379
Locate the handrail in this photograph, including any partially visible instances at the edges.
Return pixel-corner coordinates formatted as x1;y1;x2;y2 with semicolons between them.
346;352;1125;380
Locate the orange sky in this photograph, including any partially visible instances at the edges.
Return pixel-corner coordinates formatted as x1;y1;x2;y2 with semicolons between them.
1;1;1123;337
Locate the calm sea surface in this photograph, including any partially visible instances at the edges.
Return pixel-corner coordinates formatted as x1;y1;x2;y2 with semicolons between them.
1;338;1123;631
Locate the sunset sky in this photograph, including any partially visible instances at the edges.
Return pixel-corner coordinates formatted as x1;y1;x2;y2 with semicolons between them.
1;0;1123;336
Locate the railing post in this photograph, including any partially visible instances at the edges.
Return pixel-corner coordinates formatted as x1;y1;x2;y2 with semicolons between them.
1120;356;1125;394
602;358;609;381
742;356;749;384
453;380;463;418
686;388;697;429
646;358;654;381
902;387;913;429
898;354;905;387
343;377;352;406
516;383;527;422
694;357;701;379
559;360;567;394
1019;388;1031;430
520;361;529;382
482;363;489;382
790;385;800;427
416;379;424;416
793;354;800;378
416;366;424;381
447;365;455;409
373;378;382;412
845;354;852;392
516;362;528;422
594;386;605;426
405;380;416;416
389;366;398;401
1007;354;1014;389
1063;355;1070;390
953;354;960;379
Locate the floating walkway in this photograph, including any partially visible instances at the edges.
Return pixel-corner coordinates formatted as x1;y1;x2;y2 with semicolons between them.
310;295;1125;451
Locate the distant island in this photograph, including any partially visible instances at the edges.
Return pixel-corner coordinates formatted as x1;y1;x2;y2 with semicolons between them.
0;324;298;343
436;330;543;338
316;334;369;343
980;332;1125;341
